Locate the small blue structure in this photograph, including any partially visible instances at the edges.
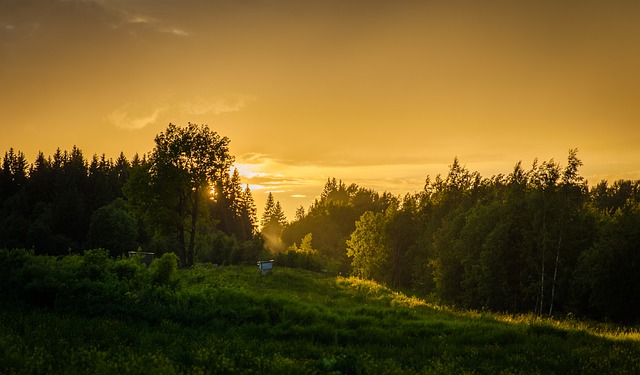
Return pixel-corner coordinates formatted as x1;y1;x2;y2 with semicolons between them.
257;260;274;275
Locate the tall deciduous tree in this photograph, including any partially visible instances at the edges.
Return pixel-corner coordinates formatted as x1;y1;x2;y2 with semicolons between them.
347;210;389;281
149;123;234;267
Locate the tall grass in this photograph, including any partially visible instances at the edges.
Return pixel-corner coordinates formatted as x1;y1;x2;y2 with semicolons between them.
1;249;639;374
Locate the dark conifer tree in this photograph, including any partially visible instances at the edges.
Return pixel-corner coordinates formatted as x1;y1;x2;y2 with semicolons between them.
260;192;287;251
0;149;29;249
240;184;258;239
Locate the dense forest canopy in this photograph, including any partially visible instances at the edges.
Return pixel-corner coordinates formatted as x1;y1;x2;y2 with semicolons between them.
2;125;640;323
0;124;262;266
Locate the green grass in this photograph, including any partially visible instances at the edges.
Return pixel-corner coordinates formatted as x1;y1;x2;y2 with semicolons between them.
1;263;640;374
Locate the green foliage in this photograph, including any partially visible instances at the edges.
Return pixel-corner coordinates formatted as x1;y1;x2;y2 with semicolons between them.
150;252;179;286
339;151;619;321
4;142;640;326
573;205;640;322
2;130;257;268
111;255;147;281
276;233;324;271
195;228;237;265
282;178;396;273
81;248;111;280
278;150;639;323
86;198;138;257
145;123;235;267
1;253;639;374
347;211;389;280
210;168;258;242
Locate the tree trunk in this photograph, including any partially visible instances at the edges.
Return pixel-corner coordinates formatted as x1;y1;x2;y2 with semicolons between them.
539;251;545;315
177;190;187;267
177;223;186;267
548;233;561;316
186;187;200;268
539;194;547;316
391;241;401;288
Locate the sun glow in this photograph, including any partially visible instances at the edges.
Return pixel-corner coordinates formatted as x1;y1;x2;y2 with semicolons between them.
234;163;268;179
247;184;267;191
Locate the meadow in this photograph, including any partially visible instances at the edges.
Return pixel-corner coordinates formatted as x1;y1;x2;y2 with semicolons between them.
1;250;639;374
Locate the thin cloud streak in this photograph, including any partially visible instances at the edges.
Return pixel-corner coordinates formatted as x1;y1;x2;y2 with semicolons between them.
106;104;166;130
105;95;253;130
160;27;190;37
181;96;255;116
126;15;153;24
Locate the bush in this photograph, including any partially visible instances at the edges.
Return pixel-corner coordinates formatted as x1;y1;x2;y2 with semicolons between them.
111;256;146;281
150;252;178;286
0;248;32;299
86;199;138;257
80;249;111;280
275;249;323;272
196;230;237;265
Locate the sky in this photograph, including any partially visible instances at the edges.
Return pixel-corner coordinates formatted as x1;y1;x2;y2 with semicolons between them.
2;0;640;219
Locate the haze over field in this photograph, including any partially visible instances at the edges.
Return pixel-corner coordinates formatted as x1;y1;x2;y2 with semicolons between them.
2;0;640;216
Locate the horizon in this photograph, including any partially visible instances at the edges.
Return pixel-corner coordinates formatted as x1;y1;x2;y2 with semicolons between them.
0;144;632;221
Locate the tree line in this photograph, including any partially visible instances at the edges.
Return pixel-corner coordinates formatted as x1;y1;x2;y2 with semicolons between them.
0;123;262;267
273;150;640;323
2;125;639;323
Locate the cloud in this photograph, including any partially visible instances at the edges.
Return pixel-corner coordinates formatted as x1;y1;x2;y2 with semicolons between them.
118;9;190;36
181;96;255;116
106;104;165;130
160;27;189;36
0;21;40;36
126;15;154;25
104;95;252;131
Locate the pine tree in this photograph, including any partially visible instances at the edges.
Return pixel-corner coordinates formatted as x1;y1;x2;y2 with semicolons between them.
294;205;306;221
261;192;276;227
260;192;287;251
274;201;287;227
241;184;258;237
211;168;258;241
1;148;28;200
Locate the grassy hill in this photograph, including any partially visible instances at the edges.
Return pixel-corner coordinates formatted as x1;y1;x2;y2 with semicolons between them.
1;255;639;374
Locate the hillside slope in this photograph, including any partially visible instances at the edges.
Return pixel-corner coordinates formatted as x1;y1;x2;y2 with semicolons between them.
1;259;639;374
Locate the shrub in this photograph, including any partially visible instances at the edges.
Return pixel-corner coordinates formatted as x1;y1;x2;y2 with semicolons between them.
110;256;146;281
150;252;178;286
0;248;32;300
80;249;111;280
275;249;323;272
86;199;138;257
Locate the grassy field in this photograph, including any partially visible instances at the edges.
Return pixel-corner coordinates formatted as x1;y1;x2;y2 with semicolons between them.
1;260;640;374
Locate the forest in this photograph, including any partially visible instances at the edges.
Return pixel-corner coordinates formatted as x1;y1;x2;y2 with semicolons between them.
2;123;640;324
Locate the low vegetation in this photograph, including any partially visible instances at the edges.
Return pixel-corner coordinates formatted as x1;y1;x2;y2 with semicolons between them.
1;249;639;374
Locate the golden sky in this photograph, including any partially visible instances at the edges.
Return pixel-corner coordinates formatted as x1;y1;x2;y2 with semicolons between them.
2;0;640;218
